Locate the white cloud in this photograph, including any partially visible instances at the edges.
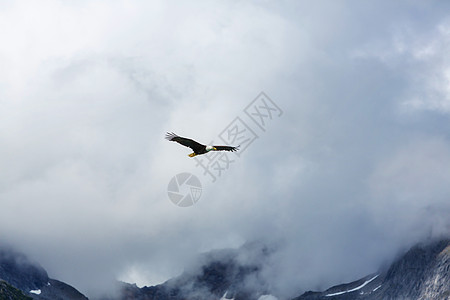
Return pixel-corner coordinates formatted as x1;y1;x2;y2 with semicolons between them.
368;137;450;240
350;14;450;114
0;1;449;298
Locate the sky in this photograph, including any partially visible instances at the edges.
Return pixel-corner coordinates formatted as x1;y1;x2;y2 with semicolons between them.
1;0;450;298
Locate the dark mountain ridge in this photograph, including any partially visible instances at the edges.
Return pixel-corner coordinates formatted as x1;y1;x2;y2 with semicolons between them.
108;238;449;300
295;239;450;300
0;247;48;293
1;239;448;300
0;246;88;300
106;241;273;300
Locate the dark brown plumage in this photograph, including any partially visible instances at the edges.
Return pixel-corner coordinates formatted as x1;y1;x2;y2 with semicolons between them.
165;132;239;157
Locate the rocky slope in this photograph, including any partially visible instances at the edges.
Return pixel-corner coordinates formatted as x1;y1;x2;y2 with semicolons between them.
105;242;273;300
110;239;449;300
0;246;88;300
1;239;448;300
294;239;450;300
0;280;32;300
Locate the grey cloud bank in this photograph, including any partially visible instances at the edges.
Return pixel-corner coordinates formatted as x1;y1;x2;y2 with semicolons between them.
1;0;450;298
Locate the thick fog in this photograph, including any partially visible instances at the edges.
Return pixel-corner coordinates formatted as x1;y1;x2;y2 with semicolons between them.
1;1;450;298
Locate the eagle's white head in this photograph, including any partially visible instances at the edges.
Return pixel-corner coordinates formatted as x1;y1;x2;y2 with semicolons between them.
205;145;216;152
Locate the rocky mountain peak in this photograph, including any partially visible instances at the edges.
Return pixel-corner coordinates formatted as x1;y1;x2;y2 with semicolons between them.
295;239;450;300
0;245;88;300
0;247;48;293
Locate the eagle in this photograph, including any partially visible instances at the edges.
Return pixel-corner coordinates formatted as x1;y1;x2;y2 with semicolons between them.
165;132;239;157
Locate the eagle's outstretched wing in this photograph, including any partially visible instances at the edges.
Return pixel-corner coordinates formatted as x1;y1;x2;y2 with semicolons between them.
213;145;239;152
165;132;205;152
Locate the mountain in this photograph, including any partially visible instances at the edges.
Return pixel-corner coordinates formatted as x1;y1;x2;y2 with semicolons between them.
294;239;450;300
1;239;449;300
0;280;32;300
104;241;274;300
112;239;449;300
0;246;88;300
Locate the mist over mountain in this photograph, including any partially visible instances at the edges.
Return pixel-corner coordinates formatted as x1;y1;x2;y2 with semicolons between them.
1;1;450;298
295;239;450;300
1;238;449;299
0;247;48;294
100;238;449;300
0;246;87;300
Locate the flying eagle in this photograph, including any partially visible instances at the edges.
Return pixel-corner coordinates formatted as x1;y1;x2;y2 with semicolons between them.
165;132;239;157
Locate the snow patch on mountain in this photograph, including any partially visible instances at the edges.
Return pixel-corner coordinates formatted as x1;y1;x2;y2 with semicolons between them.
221;290;234;300
30;289;41;295
325;275;379;297
373;285;381;292
258;295;278;300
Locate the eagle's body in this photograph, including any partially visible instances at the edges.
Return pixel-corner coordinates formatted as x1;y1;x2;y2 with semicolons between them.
165;132;239;157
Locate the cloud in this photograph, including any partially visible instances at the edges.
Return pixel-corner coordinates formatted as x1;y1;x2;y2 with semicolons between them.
1;0;450;298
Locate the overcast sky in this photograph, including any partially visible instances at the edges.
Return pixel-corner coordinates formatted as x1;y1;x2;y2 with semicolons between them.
1;0;450;298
